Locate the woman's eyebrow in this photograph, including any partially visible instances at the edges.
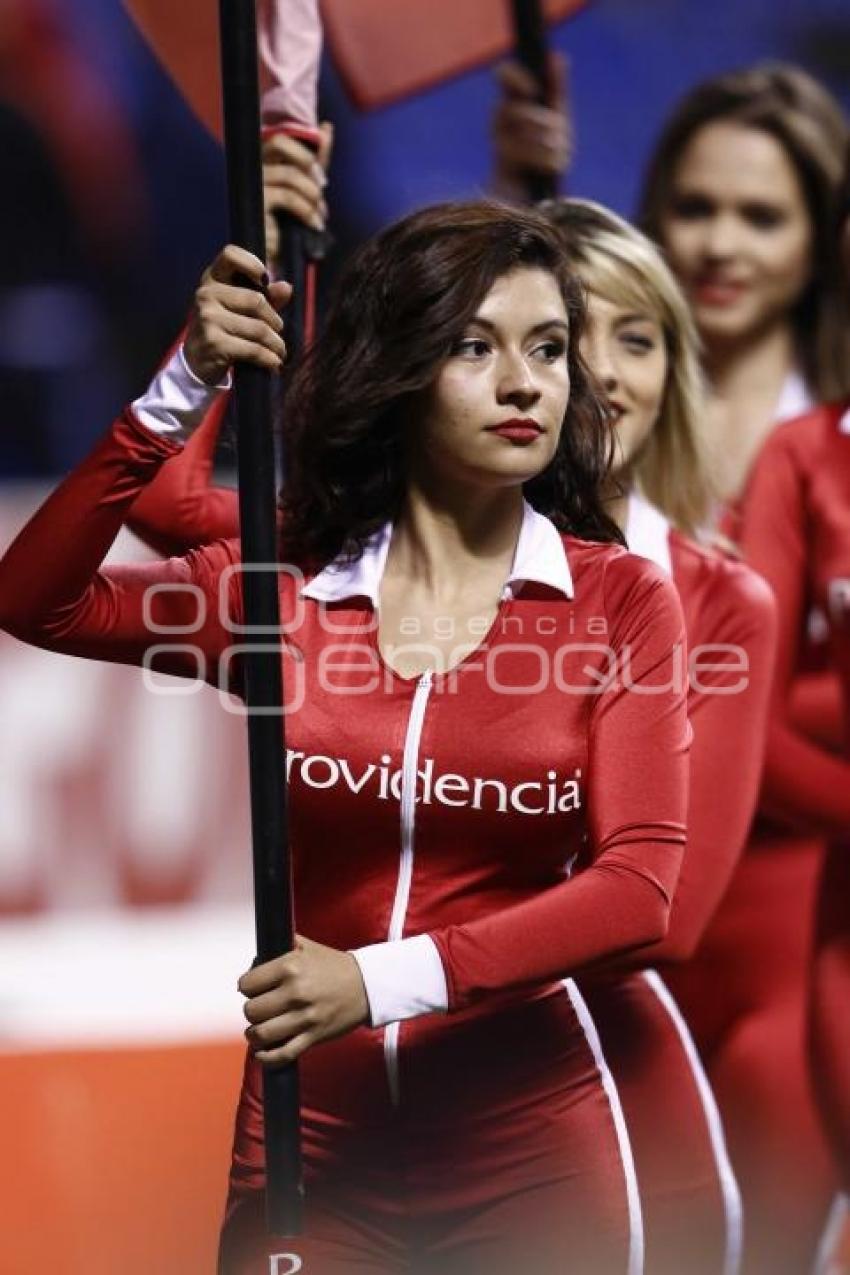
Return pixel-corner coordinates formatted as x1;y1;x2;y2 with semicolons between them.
527;319;570;336
467;317;569;335
614;312;657;326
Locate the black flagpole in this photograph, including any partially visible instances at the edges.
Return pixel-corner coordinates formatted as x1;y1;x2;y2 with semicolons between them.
510;0;558;202
218;0;303;1237
276;208;327;360
275;171;329;488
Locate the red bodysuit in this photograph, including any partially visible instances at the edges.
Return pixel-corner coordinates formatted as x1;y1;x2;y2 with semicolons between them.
0;408;691;1275
125;371;778;1275
577;497;776;1275
665;404;848;1274
731;400;850;1193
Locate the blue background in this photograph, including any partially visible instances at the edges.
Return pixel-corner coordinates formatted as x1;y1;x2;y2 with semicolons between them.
3;0;850;473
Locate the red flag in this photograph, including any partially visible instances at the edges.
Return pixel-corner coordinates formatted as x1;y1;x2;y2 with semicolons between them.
124;0;584;129
322;0;586;110
122;0;321;138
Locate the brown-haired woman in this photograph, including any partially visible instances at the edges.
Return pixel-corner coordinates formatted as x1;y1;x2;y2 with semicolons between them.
637;63;850;503
636;66;848;1275
725;144;850;1260
0;201;690;1273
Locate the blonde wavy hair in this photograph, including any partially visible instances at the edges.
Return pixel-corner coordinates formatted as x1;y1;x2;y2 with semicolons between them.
542;197;713;536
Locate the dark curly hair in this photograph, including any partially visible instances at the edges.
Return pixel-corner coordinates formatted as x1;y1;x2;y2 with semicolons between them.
278;200;623;567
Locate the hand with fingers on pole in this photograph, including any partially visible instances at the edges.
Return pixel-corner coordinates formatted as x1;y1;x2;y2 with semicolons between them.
263;122;333;256
495;0;572;203
263;119;332;362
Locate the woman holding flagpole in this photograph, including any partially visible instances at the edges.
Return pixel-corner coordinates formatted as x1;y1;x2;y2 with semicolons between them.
0;200;690;1273
126;194;779;1275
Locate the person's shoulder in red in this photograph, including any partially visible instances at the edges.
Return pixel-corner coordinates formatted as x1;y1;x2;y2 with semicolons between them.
669;529;777;716
559;532;687;658
561;532;678;595
670;528;776;635
718;400;849;541
762;397;850;470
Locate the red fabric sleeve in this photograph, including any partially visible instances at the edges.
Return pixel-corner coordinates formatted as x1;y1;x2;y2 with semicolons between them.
656;561;777;961
429;552;691;1011
788;669;844;753
573;556;777;976
0;411;242;684
737;429;850;833
126;392;240;556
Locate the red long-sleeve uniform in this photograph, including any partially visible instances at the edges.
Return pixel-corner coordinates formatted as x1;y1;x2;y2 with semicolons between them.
665;405;848;1273
126;396;780;1274
125;405;775;971
579;516;774;1275
0;410;691;1275
730;400;850;1192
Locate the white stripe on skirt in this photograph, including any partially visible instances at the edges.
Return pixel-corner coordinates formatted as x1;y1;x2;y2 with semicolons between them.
563;977;645;1275
811;1193;849;1275
642;969;743;1275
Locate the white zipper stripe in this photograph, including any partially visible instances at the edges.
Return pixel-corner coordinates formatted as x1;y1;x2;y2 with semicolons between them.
563;978;645;1275
383;670;433;1106
812;1194;849;1275
642;970;743;1275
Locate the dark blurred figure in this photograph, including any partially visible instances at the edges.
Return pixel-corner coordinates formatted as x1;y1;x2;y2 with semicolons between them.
0;0;147;476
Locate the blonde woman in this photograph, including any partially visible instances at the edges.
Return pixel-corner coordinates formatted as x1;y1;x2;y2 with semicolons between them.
546;198;776;1275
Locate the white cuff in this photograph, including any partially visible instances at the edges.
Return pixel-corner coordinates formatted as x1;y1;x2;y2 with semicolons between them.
350;934;448;1028
131;346;231;443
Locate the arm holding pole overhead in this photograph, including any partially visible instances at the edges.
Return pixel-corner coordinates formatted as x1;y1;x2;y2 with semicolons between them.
127;129;332;556
258;0;328;360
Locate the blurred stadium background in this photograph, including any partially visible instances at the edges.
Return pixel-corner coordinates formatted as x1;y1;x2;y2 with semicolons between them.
0;2;848;1271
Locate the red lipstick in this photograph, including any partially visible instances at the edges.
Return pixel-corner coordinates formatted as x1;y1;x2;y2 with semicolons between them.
487;418;543;444
692;278;748;307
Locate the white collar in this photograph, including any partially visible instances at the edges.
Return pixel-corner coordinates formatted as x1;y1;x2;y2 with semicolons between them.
838;405;850;436
301;500;574;605
775;370;813;424
625;490;672;577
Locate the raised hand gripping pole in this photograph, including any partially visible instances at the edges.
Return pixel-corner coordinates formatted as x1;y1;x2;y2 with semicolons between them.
510;0;558;202
218;0;303;1237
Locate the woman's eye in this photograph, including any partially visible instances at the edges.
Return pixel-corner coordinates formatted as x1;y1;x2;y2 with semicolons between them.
620;332;655;354
742;203;786;230
668;193;713;221
453;337;490;358
532;339;567;363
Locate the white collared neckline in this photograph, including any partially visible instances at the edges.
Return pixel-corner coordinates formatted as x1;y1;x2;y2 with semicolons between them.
625;490;673;577
774;370;814;424
301;500;574;606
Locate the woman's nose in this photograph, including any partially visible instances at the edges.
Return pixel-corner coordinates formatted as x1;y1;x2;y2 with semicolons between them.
496;352;540;405
581;333;618;394
592;349;619;395
701;212;740;261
